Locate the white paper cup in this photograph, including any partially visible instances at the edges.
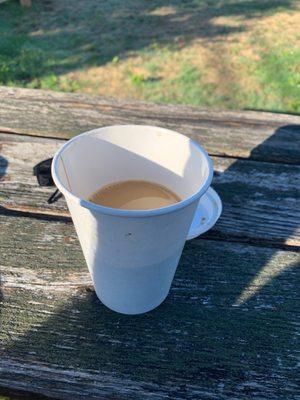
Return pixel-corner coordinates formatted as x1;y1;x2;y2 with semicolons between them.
52;125;213;314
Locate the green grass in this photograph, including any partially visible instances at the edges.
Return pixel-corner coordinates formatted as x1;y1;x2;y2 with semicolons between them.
0;0;299;113
121;43;300;113
251;48;300;113
143;64;216;106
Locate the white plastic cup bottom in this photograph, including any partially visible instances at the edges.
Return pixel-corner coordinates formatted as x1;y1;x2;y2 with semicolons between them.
52;125;213;314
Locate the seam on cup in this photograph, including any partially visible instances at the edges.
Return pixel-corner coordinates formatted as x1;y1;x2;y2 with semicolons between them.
60;155;72;192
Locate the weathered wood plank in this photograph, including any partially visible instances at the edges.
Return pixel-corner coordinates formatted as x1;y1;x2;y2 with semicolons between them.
0;213;299;399
0;87;299;164
1;133;299;247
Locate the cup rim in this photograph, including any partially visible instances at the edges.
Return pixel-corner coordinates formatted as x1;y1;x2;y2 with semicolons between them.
52;125;213;217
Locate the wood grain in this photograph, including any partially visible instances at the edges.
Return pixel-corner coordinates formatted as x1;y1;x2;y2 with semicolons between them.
20;0;32;6
1;133;299;247
0;86;299;399
1;87;299;164
0;213;299;399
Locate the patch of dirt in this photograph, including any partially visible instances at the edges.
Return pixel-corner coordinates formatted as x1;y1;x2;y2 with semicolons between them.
148;6;177;16
255;11;300;46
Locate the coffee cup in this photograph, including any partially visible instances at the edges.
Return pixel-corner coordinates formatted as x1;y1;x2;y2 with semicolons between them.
52;125;218;314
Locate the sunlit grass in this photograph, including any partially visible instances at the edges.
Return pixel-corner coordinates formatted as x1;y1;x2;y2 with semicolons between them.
0;0;299;113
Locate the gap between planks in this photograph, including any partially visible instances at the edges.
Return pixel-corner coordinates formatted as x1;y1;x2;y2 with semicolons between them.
0;205;298;252
0;128;68;142
1;129;299;166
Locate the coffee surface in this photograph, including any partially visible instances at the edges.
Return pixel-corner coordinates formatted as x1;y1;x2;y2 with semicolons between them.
88;180;181;210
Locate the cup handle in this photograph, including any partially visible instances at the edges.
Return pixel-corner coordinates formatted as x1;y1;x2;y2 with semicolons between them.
187;187;222;240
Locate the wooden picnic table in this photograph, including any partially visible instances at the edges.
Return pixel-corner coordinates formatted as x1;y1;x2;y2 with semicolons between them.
0;86;299;399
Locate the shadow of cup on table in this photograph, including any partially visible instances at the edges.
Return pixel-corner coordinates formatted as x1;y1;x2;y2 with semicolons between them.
2;126;300;397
